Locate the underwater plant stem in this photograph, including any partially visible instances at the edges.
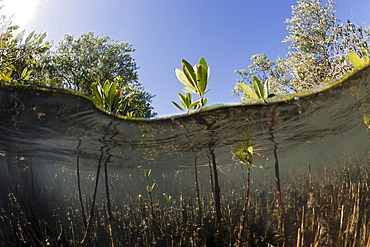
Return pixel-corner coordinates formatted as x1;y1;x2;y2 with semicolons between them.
103;151;116;247
208;155;215;196
269;105;287;245
268;106;283;212
193;153;202;227
70;221;76;247
76;133;87;228
236;165;251;246
209;148;223;244
80;143;104;245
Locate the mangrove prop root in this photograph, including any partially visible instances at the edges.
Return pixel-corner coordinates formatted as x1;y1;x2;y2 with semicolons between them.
104;150;116;247
269;105;288;245
236;165;251;246
209;148;223;244
80;138;105;245
76;131;87;229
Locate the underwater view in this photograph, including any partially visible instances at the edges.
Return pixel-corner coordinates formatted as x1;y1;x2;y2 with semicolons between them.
0;67;369;246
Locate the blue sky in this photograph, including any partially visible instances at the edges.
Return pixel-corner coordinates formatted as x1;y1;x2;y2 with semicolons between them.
2;0;370;117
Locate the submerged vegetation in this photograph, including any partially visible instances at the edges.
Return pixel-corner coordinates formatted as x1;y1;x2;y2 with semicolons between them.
1;152;369;246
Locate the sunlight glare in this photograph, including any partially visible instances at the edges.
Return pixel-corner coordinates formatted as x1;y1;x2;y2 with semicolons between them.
2;0;39;28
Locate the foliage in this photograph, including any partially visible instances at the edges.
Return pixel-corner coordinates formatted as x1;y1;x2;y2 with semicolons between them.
236;76;275;100
0;23;50;83
30;32;156;118
235;0;370;100
31;33;137;90
172;57;210;112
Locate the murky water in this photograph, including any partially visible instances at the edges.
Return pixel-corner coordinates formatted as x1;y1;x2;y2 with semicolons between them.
0;68;369;246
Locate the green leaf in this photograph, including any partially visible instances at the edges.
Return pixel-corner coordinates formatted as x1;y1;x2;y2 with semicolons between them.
113;89;122;108
25;30;35;45
252;76;263;98
202;97;208;106
6;64;16;71
263;79;270;98
7;25;19;31
38;32;47;44
349;51;364;70
172;101;184;111
235;144;253;166
189;100;200;109
92;82;103;102
196;64;208;94
20;67;32;80
182;86;197;94
237;83;258;99
178;93;188;108
247;146;253;156
181;59;197;89
184;92;193;105
175;68;196;91
0;72;12;81
199;57;208;70
102;81;110;97
15;30;25;44
108;83;117;111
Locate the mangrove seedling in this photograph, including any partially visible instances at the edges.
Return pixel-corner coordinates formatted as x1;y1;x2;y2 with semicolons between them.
236;76;275;101
233;138;254;246
173;57;210;112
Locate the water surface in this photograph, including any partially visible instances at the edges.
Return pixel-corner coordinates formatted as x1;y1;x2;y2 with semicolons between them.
0;67;369;246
